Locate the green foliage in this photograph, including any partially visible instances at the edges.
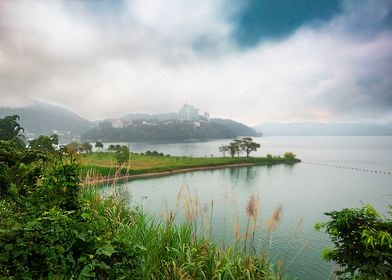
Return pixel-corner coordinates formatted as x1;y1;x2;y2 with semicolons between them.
227;142;239;157
209;118;261;137
240;137;261;157
80;152;299;178
145;150;164;156
115;145;130;165
95;140;104;149
0;115;285;279
221;138;261;158
82;122;236;142
108;144;119;152
81;142;93;153
29;134;59;153
0;162;10;197
0;148;280;279
315;205;392;279
219;145;229;157
283;151;296;159
0;115;25;149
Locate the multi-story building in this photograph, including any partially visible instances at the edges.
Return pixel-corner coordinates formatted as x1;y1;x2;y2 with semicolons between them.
178;104;199;121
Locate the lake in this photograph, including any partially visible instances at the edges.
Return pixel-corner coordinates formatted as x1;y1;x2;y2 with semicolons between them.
102;136;392;279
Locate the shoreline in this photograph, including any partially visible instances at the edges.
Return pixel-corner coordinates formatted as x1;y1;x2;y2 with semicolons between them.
83;162;259;185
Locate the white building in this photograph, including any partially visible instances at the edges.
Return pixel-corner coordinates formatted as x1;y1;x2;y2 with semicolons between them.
178;104;199;121
111;119;124;128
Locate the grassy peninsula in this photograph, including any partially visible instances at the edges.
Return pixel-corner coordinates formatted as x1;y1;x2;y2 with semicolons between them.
81;152;300;182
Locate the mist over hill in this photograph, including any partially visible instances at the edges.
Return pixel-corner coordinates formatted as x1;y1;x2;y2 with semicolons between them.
83;116;260;143
82;122;237;143
0;102;259;143
0;102;94;141
254;122;392;136
210;118;261;137
120;114;261;137
121;113;178;122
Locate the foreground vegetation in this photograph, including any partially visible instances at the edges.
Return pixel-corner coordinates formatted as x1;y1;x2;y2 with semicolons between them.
316;205;392;279
0;115;283;279
0;160;279;278
2;115;391;279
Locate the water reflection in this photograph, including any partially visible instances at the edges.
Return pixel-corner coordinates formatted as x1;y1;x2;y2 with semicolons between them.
100;136;392;280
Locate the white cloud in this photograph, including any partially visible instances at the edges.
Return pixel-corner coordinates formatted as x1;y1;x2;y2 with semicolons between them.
0;0;391;125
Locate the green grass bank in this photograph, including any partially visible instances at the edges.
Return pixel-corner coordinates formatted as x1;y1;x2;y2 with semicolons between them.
80;152;300;183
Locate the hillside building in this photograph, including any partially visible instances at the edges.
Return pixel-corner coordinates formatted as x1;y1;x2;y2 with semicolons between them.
178;104;199;121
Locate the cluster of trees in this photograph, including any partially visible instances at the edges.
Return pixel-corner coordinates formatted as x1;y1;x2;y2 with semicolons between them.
144;150;170;157
219;137;261;158
63;141;93;154
23;133;97;156
107;144;130;165
82;122;237;142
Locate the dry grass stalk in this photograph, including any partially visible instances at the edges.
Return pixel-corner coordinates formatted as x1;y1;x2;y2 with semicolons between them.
244;194;260;252
246;194;259;219
262;205;283;260
267;206;282;231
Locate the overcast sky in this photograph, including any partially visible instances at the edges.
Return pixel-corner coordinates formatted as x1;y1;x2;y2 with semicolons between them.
1;0;391;125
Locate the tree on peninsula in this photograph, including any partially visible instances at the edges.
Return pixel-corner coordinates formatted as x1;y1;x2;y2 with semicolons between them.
219;145;228;157
240;137;261;157
95;140;104;152
81;142;93;153
220;138;261;158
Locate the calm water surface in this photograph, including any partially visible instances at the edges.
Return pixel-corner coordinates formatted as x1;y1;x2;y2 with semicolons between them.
102;136;392;280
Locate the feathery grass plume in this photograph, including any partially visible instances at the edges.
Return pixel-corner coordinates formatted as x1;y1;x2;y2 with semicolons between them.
246;194;259;218
244;194;260;252
267;206;282;231
263;205;283;259
290;218;303;240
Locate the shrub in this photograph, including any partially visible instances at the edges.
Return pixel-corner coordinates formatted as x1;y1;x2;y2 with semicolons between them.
283;151;296;159
315;205;392;279
0;162;10;197
115;146;130;165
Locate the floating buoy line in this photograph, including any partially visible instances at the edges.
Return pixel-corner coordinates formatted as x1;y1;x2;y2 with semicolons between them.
302;161;391;175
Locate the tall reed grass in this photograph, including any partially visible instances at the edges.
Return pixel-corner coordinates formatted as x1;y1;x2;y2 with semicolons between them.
79;185;286;279
83;167;310;279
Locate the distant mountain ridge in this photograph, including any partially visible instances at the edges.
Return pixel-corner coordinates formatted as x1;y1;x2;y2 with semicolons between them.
120;114;260;137
210;118;261;137
83;116;260;142
254;122;392;136
0;102;259;142
82;122;237;143
0;102;94;140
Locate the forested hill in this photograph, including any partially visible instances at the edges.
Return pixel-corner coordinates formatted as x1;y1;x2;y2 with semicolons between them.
119;115;261;137
210;118;261;137
82;122;237;142
0;102;93;139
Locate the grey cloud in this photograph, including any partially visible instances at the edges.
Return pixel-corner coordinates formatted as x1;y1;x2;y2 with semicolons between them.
0;0;391;125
